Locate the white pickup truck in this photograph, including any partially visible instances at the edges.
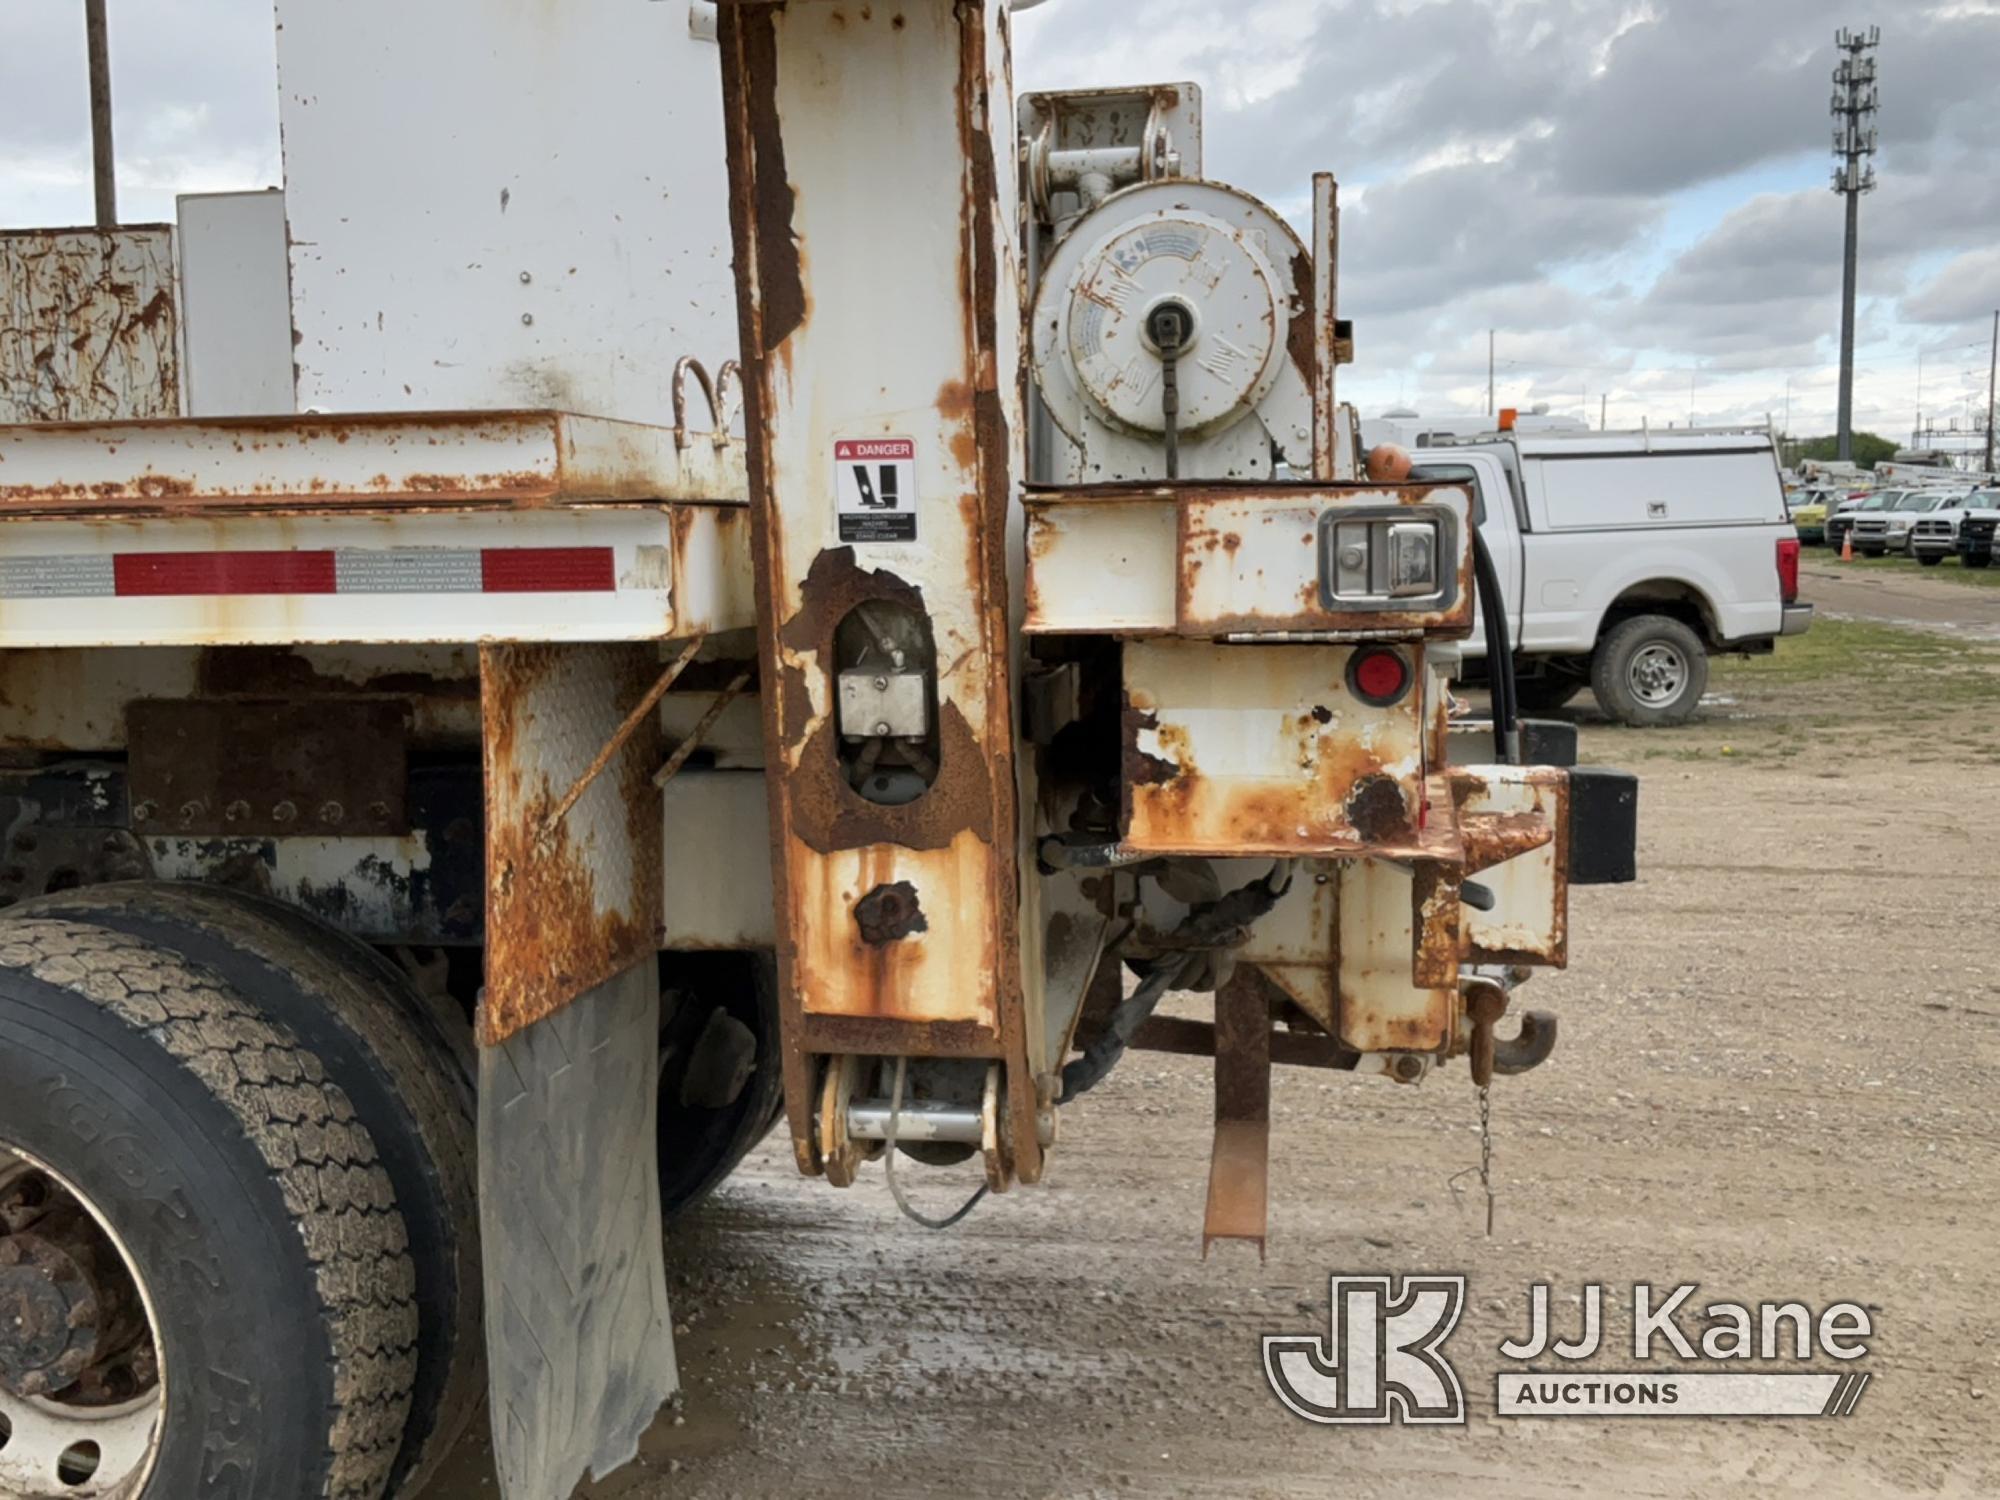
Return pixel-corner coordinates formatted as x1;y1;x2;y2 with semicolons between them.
1384;425;1812;725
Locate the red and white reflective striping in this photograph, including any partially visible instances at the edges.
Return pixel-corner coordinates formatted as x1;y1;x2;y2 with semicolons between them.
0;547;616;599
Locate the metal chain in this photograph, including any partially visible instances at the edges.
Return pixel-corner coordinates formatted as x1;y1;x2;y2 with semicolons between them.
1478;1083;1496;1237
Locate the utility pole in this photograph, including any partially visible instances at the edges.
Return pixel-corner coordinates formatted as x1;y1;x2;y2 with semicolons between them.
1486;330;1494;417
85;0;117;227
1830;26;1879;463
1985;309;1997;475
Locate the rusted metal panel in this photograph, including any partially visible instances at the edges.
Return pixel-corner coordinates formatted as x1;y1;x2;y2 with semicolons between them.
126;698;409;837
0;410;745;516
718;1;1040;1181
0;227;180;424
1453;765;1570;967
1177;483;1474;637
1203;965;1271;1260
1120;638;1440;857
1023;479;1472;637
479;642;665;1045
1337;856;1453;1053
1023;497;1177;634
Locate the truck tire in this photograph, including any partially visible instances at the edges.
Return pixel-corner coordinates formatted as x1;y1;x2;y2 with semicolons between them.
1591;614;1709;727
1967;553;1993;569
0;917;416;1500
1512;674;1586;712
1919;553;1943;567
13;884;476;1499
658;950;785;1221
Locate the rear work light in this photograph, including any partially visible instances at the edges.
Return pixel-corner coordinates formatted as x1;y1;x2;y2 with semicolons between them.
1348;646;1412;706
1776;536;1800;604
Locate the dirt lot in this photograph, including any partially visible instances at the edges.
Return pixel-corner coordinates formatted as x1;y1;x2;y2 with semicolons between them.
445;567;2000;1500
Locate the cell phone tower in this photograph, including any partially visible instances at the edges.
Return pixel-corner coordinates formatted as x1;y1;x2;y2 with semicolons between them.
1830;25;1879;463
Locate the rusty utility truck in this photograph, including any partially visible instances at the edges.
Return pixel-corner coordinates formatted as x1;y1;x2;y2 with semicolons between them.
0;2;1635;1496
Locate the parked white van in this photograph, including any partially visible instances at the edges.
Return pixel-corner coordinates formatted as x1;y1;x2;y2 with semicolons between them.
1375;423;1812;726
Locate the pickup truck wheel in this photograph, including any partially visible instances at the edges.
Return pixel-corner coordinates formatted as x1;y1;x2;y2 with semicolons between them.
12;885;475;1500
1966;554;1993;569
657;951;785;1221
0;918;417;1500
1919;554;1943;567
1592;614;1708;727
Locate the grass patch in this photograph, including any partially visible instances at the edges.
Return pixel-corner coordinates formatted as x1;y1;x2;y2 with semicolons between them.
1804;547;2000;588
1714;616;1996;693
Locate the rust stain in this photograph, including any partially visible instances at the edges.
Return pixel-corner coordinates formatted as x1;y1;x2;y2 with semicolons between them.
1;228;180;423
854;879;927;945
476;642;664;1046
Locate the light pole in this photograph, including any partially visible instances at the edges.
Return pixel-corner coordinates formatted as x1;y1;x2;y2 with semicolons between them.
1830;26;1879;463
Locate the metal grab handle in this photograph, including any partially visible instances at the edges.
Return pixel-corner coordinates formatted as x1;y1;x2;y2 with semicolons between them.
671;356;718;451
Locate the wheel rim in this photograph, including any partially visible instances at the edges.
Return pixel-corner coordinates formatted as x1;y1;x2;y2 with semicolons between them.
0;1147;163;1498
1627;642;1689;707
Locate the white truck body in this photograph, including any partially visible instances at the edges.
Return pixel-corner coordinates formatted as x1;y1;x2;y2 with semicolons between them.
1408;429;1805;642
1394;428;1808;723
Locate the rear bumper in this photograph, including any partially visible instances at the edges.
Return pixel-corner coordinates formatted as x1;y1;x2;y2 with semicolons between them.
1781;603;1814;637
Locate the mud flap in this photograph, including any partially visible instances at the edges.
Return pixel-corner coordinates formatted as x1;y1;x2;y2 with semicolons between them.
476;642;677;1498
479;969;677;1497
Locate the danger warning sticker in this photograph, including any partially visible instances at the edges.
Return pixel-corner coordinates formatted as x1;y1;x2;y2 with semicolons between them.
834;437;917;543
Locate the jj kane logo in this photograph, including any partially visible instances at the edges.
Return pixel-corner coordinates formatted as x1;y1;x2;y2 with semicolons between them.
1264;1278;1873;1425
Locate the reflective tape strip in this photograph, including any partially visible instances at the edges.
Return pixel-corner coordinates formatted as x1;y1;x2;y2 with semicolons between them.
0;547;618;599
0;554;117;598
333;549;485;594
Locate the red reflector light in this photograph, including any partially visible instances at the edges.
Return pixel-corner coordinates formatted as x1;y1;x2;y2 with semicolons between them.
1349;647;1412;706
1776;536;1800;604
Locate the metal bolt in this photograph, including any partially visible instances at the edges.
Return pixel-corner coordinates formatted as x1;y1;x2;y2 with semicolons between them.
519;270;533;284
367;801;390;820
272;801;298;825
131;801;156;823
872;676;889;691
873;721;892;736
520;312;534;326
224;800;250;823
317;801;345;825
1392;1055;1424;1083
177;801;205;824
1340;544;1367;570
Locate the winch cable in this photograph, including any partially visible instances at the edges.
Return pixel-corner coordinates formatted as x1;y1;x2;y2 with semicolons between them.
883;1056;988;1231
1469;524;1520;765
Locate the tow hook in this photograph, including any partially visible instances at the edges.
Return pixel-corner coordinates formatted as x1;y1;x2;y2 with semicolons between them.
1463;977;1560;1084
1493;1011;1559;1076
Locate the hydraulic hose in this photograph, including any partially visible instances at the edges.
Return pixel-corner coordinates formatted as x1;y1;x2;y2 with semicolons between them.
1470;523;1520;765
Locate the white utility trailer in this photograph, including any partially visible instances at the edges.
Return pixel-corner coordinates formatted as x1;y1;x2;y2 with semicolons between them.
0;3;1634;1497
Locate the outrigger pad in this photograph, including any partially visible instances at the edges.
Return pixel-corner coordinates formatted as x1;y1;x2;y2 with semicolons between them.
1567;767;1639;885
478;964;678;1498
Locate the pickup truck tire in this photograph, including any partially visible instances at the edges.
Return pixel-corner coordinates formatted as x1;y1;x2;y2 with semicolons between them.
12;884;476;1500
1966;554;1993;569
1919;554;1943;567
0;917;417;1500
1592;614;1708;727
658;950;786;1221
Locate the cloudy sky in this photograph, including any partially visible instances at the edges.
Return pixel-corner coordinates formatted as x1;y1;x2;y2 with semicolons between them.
6;0;1997;444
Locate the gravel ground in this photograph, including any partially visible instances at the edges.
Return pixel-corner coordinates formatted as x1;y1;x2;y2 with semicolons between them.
439;572;2000;1500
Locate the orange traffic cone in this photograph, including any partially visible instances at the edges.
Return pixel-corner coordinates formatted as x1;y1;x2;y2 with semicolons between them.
1840;530;1854;562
